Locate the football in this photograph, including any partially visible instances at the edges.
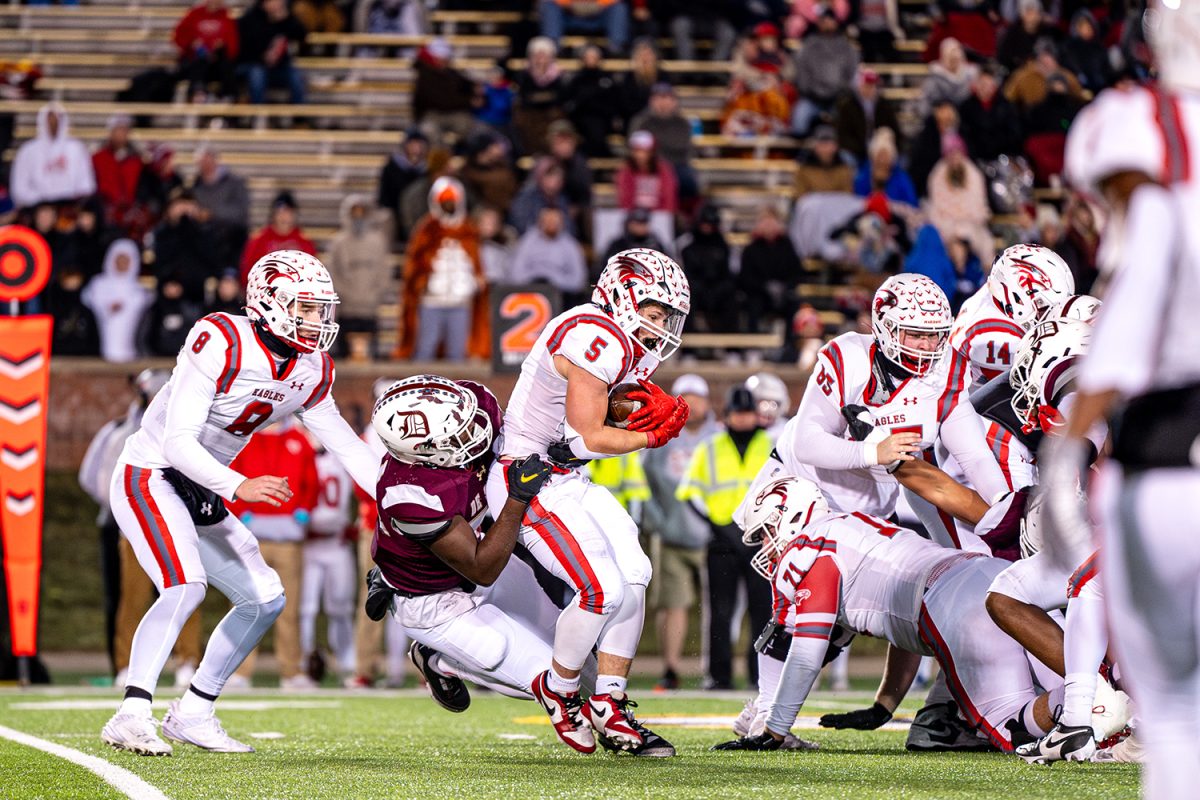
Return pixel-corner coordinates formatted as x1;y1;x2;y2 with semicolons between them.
606;383;644;428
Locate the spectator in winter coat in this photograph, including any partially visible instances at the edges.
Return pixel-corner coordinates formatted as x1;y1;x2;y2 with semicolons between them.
854;128;917;206
903;224;984;313
82;238;152;363
377;129;428;241
926;130;994;265
191;144;250;269
564;44;621;157
678;205;734;333
546;120;592;233
539;0;631;56
614;39;665;133
92;115;146;239
138;274;205;357
630;83;697;202
239;191;318;284
514;37;566;156
996;0;1061;72
615;130;678;212
791;10;859;135
1059;10;1112;94
236;0;307;105
324;194;391;356
10;103;95;211
958;64;1022;161
737;205;803;334
916;37;978;119
475;65;515;132
833;67;902;164
204;269;245;317
152;188;223;304
475;206;515;285
411;38;477;139
173;0;239;101
794;125;854;197
44;263;100;356
1004;38;1084;114
460;131;519;214
509;157;574;236
509;206;588;304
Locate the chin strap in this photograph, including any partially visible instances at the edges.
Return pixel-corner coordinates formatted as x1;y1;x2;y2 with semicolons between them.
871;346;909;394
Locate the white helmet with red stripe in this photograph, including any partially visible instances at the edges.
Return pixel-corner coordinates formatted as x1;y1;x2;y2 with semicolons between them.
870;274;953;376
592;248;691;360
245;250;340;353
741;477;829;580
1009;318;1093;434
372;375;493;468
987;244;1076;330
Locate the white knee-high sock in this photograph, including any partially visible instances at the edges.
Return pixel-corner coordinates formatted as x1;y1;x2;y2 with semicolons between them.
1061;584;1108;727
552;602;609;674
120;582;207;716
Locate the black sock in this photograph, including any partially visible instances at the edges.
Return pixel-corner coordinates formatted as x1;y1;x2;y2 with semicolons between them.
124;686;153;702
188;684;219;702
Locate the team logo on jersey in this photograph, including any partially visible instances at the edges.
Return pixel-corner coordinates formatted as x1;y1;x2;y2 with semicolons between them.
201;502;213;516
795;588;812;605
290;380;304;391
903;397;919;406
387;411;430;439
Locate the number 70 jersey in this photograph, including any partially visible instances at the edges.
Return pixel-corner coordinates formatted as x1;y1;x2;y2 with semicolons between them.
122;313;337;499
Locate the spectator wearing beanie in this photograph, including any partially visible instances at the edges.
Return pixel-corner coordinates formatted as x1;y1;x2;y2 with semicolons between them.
239;191;318;284
615;130;678;212
794;124;854;197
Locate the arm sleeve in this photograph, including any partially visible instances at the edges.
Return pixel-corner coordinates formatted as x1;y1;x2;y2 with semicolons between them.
788;348;877;470
299;395;380;501
940;400;1010;503
1078;184;1178;396
162;322;248;501
765;555;842;736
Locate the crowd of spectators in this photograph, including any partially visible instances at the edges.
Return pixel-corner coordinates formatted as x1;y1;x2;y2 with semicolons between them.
3;0;1146;365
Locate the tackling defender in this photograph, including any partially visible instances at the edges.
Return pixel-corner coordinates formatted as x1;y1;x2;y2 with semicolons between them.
101;251;379;755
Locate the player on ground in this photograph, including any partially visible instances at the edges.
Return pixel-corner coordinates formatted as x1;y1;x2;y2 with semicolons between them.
484;248;691;757
364;375;561;708
101;251;379;756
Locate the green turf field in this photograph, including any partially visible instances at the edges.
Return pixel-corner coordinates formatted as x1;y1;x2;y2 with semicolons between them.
0;688;1139;800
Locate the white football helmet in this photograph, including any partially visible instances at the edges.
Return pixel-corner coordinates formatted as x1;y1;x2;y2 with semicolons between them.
987;244;1076;330
592;248;691;359
1009;318;1093;434
372;375;493;468
741;477;829;580
1042;294;1102;325
1146;0;1200;94
245;250;340;353
745;372;790;425
871;274;953;376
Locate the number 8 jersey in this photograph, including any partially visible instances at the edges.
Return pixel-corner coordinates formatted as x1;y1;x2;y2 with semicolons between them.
122;312;369;501
499;304;661;457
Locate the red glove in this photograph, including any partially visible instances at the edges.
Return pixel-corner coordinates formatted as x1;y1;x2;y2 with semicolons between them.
626;379;676;432
645;397;690;448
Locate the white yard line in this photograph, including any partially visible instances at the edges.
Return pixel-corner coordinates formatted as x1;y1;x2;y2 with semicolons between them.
0;723;171;800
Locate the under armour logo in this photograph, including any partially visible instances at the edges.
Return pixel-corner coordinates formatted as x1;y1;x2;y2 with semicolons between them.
290;381;304;391
903;398;919;406
201;502;213;516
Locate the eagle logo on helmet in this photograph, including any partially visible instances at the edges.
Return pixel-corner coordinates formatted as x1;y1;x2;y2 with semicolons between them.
756;481;788;509
389;411;430;439
873;289;898;317
1013;262;1051;295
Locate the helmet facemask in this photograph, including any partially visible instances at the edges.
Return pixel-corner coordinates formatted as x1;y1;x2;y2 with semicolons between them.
632;300;687;360
879;321;950;376
275;288;340;353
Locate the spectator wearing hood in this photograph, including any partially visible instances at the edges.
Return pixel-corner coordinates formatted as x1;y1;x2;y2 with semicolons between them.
10;102;96;211
791;9;859;136
412;37;477;140
678;205;734;333
958;63;1022;161
173;0;240;102
460;131;519;214
927;130;993;265
240;191;318;284
916;38;979;119
737;205;803;334
1059;10;1112;93
564;44;621;157
539;0;631;56
236;0;307;105
139;273;205;357
510;157;574;236
854;127;917;206
600;207;670;279
191;144;250;269
833;67;902;164
996;0;1061;72
514;37;567;155
82;239;152;363
615;130;678;213
44;263;101;356
324;194;391;356
630;83;697;202
92;115;146;238
152;188;224;304
377;129;428;235
398;177;490;361
510;206;588;305
794;124;854;197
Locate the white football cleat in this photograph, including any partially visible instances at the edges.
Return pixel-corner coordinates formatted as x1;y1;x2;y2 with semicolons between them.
280;674;318;691
161;701;254;753
101;713;173;756
530;670;596;754
732;698;759;738
1016;722;1096;764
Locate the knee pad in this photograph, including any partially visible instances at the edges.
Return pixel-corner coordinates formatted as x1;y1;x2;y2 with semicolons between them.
619;550;653;589
254;593;286;623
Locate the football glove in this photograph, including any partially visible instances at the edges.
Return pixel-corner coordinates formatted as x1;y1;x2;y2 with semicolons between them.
841;404;875;442
710;731;784;751
645;397;690;448
626;380;677;432
505;454;554;505
818;702;893;730
546;438;591;469
364;567;396;622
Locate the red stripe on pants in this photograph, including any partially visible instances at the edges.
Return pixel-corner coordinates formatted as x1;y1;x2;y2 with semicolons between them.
530;497;605;613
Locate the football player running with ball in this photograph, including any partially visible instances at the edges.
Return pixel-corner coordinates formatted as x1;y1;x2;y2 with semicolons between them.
101;251;379;755
484;248;691;757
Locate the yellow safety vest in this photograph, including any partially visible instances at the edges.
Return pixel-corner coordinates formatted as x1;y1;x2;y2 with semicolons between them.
675;430;774;526
588;452;651;511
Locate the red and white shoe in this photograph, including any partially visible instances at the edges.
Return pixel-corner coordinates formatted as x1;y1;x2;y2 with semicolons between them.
584;692;644;751
531;670;596;754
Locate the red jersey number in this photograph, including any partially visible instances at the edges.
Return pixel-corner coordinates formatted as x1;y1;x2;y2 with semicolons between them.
815;366;835;397
192;331;210;354
985;341;1011;365
225;401;274;437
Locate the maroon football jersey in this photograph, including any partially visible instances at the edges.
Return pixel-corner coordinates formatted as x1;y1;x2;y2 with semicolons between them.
372;382;502;596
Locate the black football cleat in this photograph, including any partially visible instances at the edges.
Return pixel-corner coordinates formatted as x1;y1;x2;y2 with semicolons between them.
408;642;470;713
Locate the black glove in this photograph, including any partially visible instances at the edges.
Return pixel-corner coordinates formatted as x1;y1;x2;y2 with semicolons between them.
546;438;591;469
505;454;554;505
364;566;396;622
710;731;784;751
841;404;875;442
818;702;893;730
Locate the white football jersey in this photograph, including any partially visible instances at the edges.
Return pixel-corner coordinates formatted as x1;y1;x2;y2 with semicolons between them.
499;304;660;457
772;511;976;656
122;313;376;501
310;448;354;537
949;287;1026;389
776;332;972;518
